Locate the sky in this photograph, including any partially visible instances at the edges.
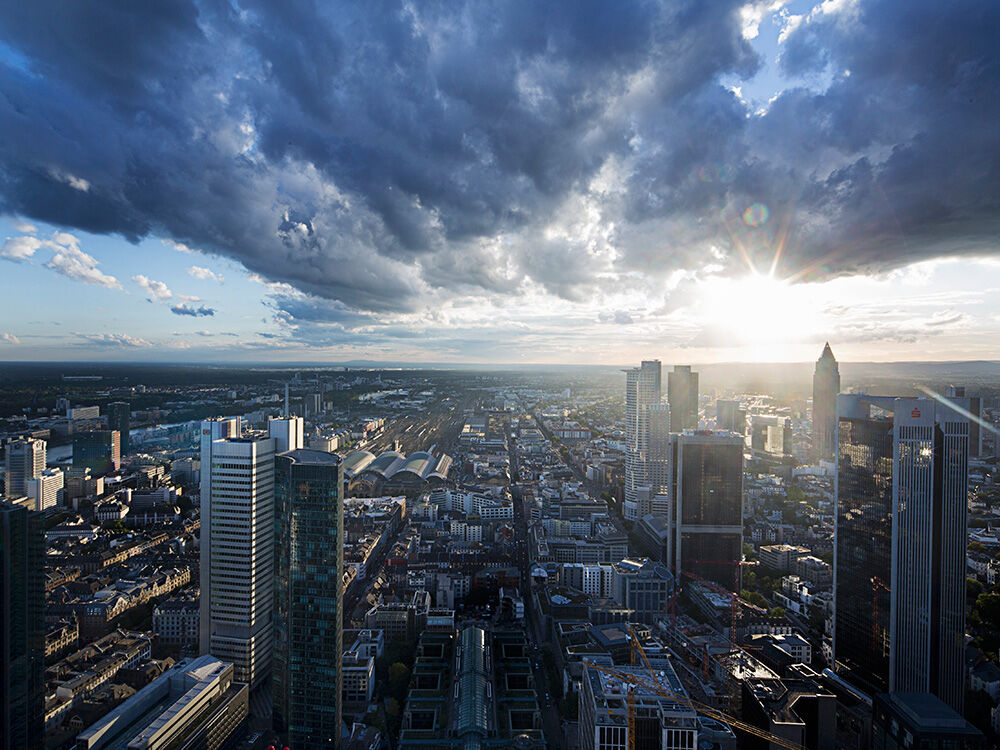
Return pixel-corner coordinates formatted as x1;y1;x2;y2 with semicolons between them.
1;0;998;365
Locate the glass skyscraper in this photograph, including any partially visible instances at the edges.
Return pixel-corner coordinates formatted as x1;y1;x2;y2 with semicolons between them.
670;431;743;590
273;449;344;748
106;401;131;455
1;500;45;750
667;364;699;432
624;360;661;521
835;395;969;712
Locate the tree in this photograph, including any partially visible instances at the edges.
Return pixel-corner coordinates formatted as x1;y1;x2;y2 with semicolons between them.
967;577;984;601
786;486;806;504
388;662;410;701
769;607;787;619
741;590;767;608
974;593;1000;624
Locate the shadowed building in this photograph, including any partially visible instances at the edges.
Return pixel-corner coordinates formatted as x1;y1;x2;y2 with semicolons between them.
834;395;968;712
812;343;840;459
1;500;45;750
667;365;699;432
273;449;344;748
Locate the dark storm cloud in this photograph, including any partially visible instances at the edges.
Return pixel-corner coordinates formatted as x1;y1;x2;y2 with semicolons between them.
0;0;998;326
171;303;216;317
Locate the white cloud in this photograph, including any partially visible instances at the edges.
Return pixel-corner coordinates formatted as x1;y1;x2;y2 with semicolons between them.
74;332;152;347
44;234;122;289
1;235;44;261
163;239;195;254
12;220;37;234
132;274;173;301
188;265;224;283
1;333;20;344
49;168;91;192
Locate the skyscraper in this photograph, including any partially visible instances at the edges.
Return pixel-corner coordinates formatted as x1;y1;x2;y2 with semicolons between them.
72;430;121;474
667;365;699;432
834;395;968;712
715;399;746;435
812;343;840;459
670;431;743;591
624;360;661;522
1;500;45;750
199;417;241;655
200;421;276;688
645;403;671;508
273;449;344;748
106;401;131;455
268;415;304;454
4;437;46;499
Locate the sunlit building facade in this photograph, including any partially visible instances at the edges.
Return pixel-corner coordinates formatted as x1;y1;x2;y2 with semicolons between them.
834;395;968;712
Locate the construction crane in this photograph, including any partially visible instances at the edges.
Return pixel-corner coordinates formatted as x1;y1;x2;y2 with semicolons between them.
583;658;806;750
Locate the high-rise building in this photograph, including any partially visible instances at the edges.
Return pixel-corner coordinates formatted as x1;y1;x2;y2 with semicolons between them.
200;420;276;689
268;416;304;454
811;343;840;459
667;365;699;432
624;360;661;521
646;403;671;506
25;468;63;511
871;692;985;749
834;395;968;712
106;402;131;455
4;437;46;499
199;417;241;654
1;500;45;750
946;386;983;458
273;449;344;748
716;399;746;435
72;430;121;474
670;431;743;591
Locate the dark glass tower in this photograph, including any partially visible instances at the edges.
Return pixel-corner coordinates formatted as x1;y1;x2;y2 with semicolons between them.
812;343;840;459
72;430;121;474
1;500;45;750
106;402;131;455
667;365;699;432
670;431;743;590
835;395;968;712
273;450;344;748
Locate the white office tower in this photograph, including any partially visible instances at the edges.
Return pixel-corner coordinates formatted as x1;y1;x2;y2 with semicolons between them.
834;395;969;712
26;468;63;511
624;360;661;521
198;417;241;654
267;416;304;454
204;435;276;688
5;437;46;499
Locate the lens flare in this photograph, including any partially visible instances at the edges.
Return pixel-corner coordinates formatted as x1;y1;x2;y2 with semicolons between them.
742;203;769;227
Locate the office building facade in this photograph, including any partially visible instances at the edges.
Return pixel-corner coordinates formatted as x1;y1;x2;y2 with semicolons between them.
667;365;699;432
4;437;46;499
716;399;746;435
812;343;840;459
624;360;661;521
1;500;45;750
106;401;131;455
670;431;743;591
72;430;121;474
273;449;344;748
834;395;968;712
203;431;275;688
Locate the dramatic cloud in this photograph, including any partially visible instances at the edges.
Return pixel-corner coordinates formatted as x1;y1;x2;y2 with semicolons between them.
188;265;224;283
132;274;172;301
43;234;121;289
0;0;997;337
171;303;216;317
0;332;19;344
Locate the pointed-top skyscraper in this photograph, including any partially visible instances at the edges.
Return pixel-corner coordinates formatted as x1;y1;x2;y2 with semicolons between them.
812;342;840;459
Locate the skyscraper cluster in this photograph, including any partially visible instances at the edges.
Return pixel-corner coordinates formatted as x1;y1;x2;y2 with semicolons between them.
199;415;344;747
